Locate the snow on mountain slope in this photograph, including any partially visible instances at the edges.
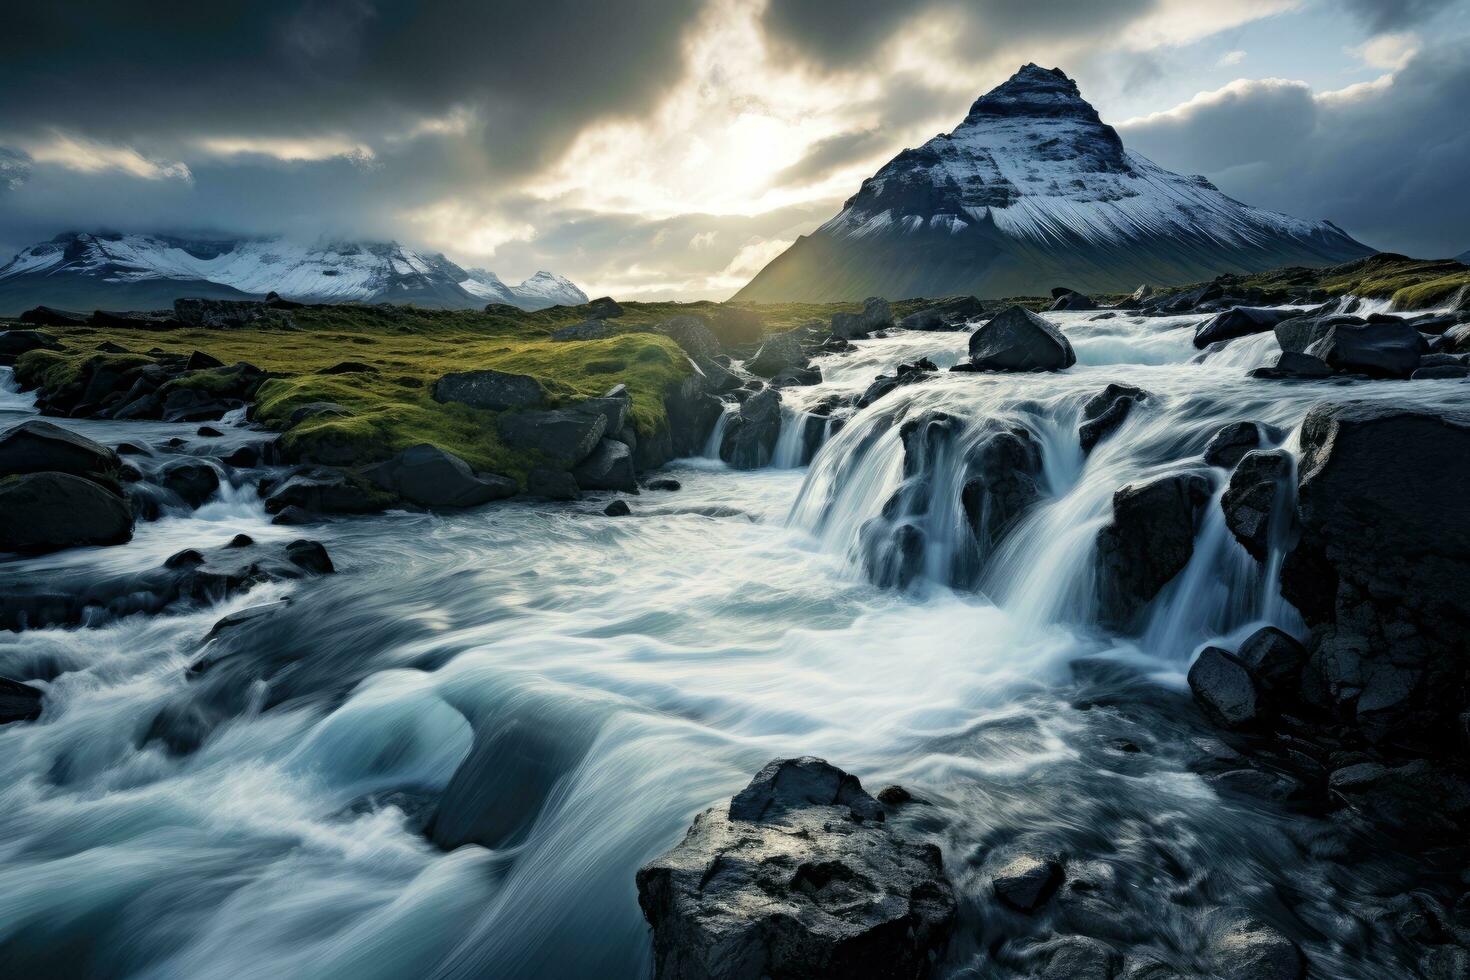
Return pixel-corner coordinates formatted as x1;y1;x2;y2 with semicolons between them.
0;232;587;314
736;64;1372;302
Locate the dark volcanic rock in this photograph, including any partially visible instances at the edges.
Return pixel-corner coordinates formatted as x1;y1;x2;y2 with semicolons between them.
550;318;612;341
0;676;45;725
1194;307;1295;348
898;296;986;331
719;388;782;470
1048;288;1096;312
656;315;722;360
496;409;605;468
367;444;517;508
0;472;133;554
0;329;62;364
1188;647;1264;730
1078;383;1149;454
1206;912;1306;980
573;439;638;492
1249;351;1332;380
747;328;808;378
603;499;631;516
709;306;764;347
1203;420;1284;468
1221;450;1293;561
1233;626;1308;696
527;467;579;500
1281;402;1470;749
161;460;221;508
19;305;88;327
1274;313;1361;354
432;369;545;411
0;419;120;480
1096;473;1210;628
1306;318;1422;377
968;306;1076;371
264;470;388;516
637;757;956;980
831;296;894;340
992;853;1063;912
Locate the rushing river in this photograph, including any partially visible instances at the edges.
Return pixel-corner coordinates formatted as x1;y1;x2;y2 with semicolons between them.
0;311;1462;978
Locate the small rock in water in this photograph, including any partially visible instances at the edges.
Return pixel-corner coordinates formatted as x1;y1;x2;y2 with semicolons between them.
876;784;913;805
0;676;44;725
645;477;681;491
992;852;1064;912
1188;647;1264;730
603;499;631;516
196;426;224;438
1206;912;1306;980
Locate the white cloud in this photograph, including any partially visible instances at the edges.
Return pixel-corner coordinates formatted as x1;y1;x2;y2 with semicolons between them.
196;135;377;165
20;131;192;181
1217;49;1247;66
1349;31;1420;70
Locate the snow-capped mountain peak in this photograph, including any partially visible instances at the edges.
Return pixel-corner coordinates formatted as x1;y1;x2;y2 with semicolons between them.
737;65;1371;302
0;232;588;314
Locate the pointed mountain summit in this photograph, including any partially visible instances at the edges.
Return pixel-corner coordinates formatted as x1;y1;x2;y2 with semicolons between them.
736;65;1371;302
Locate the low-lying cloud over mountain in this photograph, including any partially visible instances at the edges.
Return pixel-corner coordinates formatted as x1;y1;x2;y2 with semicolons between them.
1;0;1466;298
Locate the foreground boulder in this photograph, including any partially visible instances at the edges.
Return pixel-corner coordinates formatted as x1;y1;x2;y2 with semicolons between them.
636;757;956;980
831;297;894;340
1095;473;1210;628
747;329;808;378
496;409;605;468
572;438;638;492
366;444;516;508
1281;401;1470;748
0;419;120;480
1193;307;1297;349
1188;647;1265;730
968;306;1076;371
432;369;545;411
0;472;133;554
1305;318;1422;377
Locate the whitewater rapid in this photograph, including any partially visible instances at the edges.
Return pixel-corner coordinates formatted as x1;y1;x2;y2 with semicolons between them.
1;310;1463;978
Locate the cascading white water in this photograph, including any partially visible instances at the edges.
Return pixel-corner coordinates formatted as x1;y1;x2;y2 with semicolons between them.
701;401;736;458
2;311;1465;979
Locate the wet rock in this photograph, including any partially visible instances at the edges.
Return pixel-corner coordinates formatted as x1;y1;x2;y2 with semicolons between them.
831;296;894;340
1328;760;1470;840
432;369;545;411
0;419;120;480
0;329;62;364
898;296;986;331
1095;473;1210;628
961;423;1045;552
1419;945;1470;980
1079;383;1149;454
366;444;517;508
574;439;638;492
1281;402;1470;749
1306;318;1422;377
876;785;913;806
1189;647;1264;730
1249;351;1333;380
656;315;722;360
603;499;631;516
0;472;133;554
747;328;808;378
1204;420;1284;468
1049;288;1097;312
636;757;955;980
1194;307;1296;348
1221;450;1292;561
0;676;44;725
1206;768;1307;803
161;461;221;508
993;853;1063;912
497;409;606;468
719;387;782;470
861;519;926;590
270;505;317;526
1411;363;1470;379
1206;912;1305;980
264;470;389;516
1232;626;1308;696
571;389;631;436
1274;313;1362;354
221;445;263;468
968;305;1076;371
1032;936;1118;980
550;318;612;341
527;467;579;500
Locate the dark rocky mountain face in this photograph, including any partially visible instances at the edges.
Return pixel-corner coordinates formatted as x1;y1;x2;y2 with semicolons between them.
736;64;1372;302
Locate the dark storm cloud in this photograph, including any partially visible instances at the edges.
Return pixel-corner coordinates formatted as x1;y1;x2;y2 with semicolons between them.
761;0;1153;69
0;0;704;175
1338;0;1458;33
1120;40;1470;258
769;130;887;187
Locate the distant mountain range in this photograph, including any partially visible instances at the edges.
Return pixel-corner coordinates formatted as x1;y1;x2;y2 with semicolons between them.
0;233;587;314
736;64;1373;303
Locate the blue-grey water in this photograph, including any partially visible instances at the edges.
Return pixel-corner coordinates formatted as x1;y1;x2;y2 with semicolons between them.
1;310;1462;978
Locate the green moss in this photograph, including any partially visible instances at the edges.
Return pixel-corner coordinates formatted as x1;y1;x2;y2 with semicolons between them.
13;349;153;390
1390;272;1470;310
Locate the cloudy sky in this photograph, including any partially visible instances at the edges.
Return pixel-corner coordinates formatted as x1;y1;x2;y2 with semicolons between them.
2;0;1466;299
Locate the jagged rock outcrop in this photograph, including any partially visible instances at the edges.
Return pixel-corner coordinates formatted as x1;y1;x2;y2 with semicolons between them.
636;757;956;980
1095;473;1211;628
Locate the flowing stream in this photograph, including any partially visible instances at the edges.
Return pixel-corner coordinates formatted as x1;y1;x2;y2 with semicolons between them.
1;311;1464;978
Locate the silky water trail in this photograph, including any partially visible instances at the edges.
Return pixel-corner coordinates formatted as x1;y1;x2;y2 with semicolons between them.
1;309;1464;978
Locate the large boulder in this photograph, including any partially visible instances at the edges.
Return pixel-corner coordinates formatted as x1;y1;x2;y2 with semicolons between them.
1205;912;1306;980
719;388;782;470
432;369;545;411
1078;384;1149;455
0;329;62;365
1194;307;1295;349
1048;288;1095;312
1249;351;1332;380
897;296;986;331
1204;420;1284;468
1306;318;1422;377
161;460;222;508
0;419;120;480
264;470;390;516
747;329;808;378
968;306;1076;372
657;315;721;360
1274;313;1361;354
831;297;894;340
709;306;764;347
1188;647;1265;730
366;444;517;508
572;438;638;492
1221;450;1293;561
1095;473;1210;628
636;757;956;980
19;306;88;327
0;472;133;554
496;409;606;468
550;319;612;342
1281;402;1470;748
